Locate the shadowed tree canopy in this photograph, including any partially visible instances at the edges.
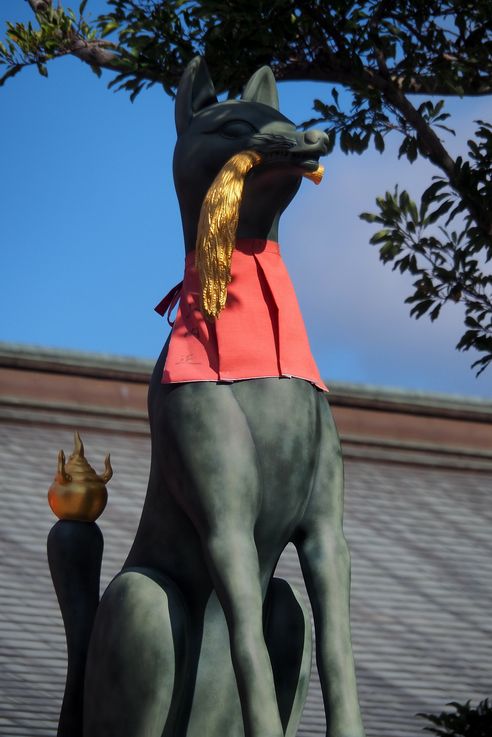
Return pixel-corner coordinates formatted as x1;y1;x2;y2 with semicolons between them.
2;0;491;373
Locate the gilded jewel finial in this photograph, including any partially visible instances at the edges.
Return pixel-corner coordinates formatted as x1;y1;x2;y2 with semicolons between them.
48;432;112;522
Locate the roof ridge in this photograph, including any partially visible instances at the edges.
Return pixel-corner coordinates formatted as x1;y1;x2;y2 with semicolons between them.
1;340;491;412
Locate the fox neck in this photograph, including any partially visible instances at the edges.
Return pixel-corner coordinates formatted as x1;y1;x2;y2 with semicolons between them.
178;171;302;253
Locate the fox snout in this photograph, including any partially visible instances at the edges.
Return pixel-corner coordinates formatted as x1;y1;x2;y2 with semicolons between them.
251;129;329;163
303;128;329;154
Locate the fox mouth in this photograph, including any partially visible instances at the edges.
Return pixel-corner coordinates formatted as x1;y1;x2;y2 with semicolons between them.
250;150;324;185
258;150;322;173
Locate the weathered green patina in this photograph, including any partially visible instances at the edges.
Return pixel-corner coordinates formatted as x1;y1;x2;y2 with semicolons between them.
49;57;365;737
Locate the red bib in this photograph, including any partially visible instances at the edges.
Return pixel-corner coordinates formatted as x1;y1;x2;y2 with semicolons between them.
156;239;328;392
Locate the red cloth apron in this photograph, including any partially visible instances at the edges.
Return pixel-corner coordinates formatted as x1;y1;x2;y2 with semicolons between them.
155;238;328;392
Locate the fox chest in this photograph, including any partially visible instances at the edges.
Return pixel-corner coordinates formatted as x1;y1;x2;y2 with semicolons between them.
156;376;321;540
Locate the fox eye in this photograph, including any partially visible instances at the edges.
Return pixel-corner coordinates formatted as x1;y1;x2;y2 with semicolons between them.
219;120;257;139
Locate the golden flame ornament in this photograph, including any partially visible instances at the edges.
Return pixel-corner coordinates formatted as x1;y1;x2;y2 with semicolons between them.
48;432;112;522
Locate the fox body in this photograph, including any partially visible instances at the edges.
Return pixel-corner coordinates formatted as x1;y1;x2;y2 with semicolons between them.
83;58;365;737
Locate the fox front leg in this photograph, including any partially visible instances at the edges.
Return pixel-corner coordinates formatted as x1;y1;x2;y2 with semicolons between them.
162;381;285;737
296;398;365;737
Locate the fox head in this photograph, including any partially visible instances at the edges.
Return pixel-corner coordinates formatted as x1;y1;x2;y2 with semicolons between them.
173;57;329;252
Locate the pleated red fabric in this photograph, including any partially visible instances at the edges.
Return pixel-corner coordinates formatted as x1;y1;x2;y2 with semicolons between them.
156;238;328;392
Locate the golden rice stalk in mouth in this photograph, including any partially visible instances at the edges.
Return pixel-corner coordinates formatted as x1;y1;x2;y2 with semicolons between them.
195;151;324;319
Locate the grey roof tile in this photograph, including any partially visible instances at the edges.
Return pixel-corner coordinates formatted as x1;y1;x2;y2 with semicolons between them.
1;420;491;737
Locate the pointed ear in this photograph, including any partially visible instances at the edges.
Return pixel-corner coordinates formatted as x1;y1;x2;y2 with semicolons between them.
175;56;218;136
241;66;279;110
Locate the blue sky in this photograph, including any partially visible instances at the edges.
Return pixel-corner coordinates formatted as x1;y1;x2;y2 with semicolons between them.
1;0;491;397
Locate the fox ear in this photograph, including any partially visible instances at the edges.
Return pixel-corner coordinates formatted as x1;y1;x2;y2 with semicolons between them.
175;56;218;135
241;66;279;110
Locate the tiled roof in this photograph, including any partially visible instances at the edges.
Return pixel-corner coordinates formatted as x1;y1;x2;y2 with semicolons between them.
1;345;491;737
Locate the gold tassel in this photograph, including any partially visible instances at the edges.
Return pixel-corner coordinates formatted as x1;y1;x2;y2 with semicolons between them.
195;150;262;320
195;152;325;320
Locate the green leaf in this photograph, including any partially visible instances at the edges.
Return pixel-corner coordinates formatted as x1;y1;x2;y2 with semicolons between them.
429;304;441;321
410;299;434;318
426;200;453;224
101;21;120;37
359;212;379;223
406;138;418;163
379;242;401;260
374;131;384;153
340;129;351;154
37;62;48;78
422;180;447;204
409;200;419;225
370;229;391;244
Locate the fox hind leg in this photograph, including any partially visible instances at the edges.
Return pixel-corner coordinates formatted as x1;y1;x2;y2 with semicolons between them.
83;567;188;737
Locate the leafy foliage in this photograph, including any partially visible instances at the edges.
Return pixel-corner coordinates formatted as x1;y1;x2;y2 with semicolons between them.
0;3;100;86
1;1;492;371
361;121;492;375
96;1;195;99
418;698;492;737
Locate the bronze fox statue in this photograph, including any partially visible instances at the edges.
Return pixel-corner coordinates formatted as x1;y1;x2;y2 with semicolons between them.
49;57;365;737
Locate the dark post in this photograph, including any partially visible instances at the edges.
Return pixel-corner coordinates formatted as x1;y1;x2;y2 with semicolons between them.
47;431;112;736
47;520;103;737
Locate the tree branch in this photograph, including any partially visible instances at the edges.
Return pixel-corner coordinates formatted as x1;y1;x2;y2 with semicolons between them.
308;10;348;56
273;57;353;87
366;69;455;172
27;0;53;14
291;45;490;236
21;0;492;97
278;63;492;97
364;39;456;175
70;39;129;74
372;74;492;235
395;74;492;97
24;0;167;83
70;39;169;82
